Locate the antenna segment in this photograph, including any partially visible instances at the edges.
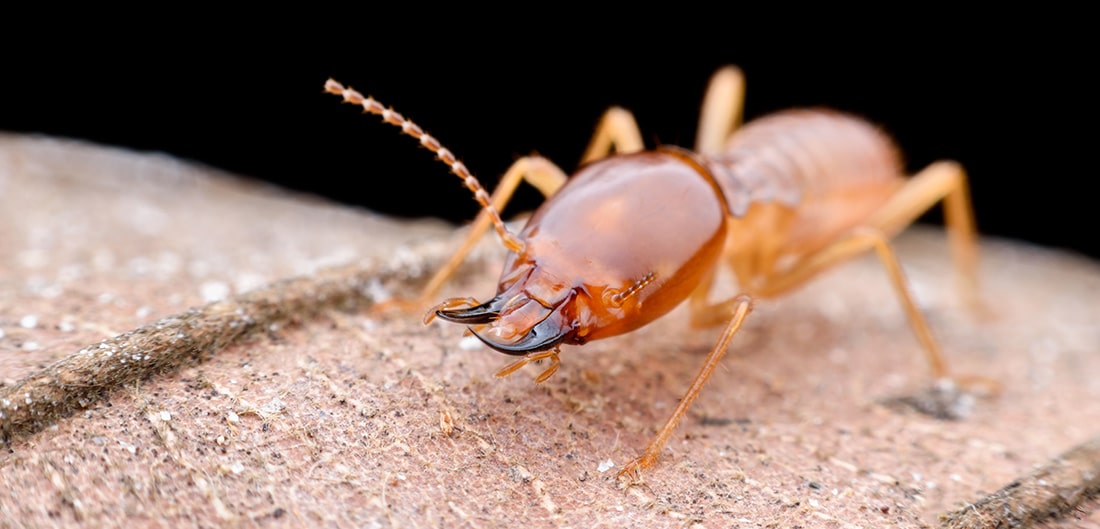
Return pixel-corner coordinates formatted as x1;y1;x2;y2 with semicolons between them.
325;79;524;253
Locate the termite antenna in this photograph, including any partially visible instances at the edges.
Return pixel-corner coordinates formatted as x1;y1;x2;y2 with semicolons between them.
324;78;525;253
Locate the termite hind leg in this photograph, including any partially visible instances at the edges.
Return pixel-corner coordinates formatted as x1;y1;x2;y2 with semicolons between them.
494;349;561;383
754;228;999;396
695;65;746;156
618;295;754;482
867;160;982;312
579;107;645;164
759;228;949;374
406;157;569;312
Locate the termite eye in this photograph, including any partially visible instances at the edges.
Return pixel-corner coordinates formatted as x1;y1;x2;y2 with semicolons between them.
602;288;625;308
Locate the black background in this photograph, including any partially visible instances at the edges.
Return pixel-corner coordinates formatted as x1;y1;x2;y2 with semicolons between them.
3;29;1094;261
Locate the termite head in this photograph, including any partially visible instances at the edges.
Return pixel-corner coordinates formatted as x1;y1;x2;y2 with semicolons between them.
430;151;721;356
433;264;581;356
429;150;734;358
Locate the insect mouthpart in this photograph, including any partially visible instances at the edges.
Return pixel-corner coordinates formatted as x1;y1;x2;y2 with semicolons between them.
468;314;571;355
438;292;576;356
433;296;508;324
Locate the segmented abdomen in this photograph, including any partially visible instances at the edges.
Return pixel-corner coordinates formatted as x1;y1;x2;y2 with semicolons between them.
705;109;903;217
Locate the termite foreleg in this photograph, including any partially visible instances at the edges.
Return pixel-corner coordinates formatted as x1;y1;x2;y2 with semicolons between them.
694;65;746;156
409;157;568;308
325;80;567;312
618;294;754;481
372;157;566;314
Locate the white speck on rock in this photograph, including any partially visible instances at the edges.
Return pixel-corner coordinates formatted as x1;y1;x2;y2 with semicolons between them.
19;315;38;329
159;411;172;422
261;398;285;415
34;281;64;299
459;335;484;351
127;256;153;277
155;252;182;278
200;281;230;302
235;272;266;294
365;278;391;303
218;462;245;475
597;459;615;473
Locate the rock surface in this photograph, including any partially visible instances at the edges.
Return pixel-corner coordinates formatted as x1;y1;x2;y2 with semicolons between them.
1;134;1097;528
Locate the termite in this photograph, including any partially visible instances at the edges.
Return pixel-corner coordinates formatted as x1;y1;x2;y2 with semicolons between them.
325;65;984;479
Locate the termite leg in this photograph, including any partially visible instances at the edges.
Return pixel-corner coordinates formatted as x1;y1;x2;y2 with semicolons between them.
618;295;754;481
695;65;746;156
401;157;568;310
867;161;981;310
753;227;988;391
579;107;645;164
494;349;561;383
580;64;746;164
687;267;741;328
